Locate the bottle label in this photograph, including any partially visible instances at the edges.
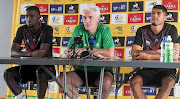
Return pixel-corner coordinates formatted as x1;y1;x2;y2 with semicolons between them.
165;49;173;62
165;42;173;50
164;42;173;63
160;42;165;62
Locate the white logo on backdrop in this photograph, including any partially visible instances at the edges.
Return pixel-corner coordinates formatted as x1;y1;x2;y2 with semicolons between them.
49;15;63;25
111;14;127;24
21;4;34;14
109;85;122;96
175;86;180;97
47;82;58;93
61;48;67;58
125;48;132;59
145;0;161;11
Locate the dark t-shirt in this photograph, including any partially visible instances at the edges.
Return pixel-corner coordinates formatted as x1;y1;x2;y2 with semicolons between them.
133;23;179;50
13;23;53;57
133;23;178;70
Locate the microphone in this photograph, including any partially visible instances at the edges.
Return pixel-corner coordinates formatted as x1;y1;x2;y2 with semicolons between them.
88;36;96;51
68;35;82;52
79;36;96;59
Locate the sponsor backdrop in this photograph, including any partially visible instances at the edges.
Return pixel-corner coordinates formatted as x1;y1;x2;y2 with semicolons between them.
8;0;180;99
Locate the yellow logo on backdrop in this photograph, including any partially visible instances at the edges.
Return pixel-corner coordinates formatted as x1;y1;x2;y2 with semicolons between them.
53;27;59;33
113;26;123;34
52;26;63;37
66;27;74;33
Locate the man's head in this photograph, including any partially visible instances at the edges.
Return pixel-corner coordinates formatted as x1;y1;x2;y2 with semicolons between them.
81;5;100;31
151;5;167;26
152;5;167;15
25;6;41;28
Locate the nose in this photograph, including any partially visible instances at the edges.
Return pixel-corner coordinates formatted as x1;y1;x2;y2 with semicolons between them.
26;16;32;22
152;13;158;17
84;17;90;23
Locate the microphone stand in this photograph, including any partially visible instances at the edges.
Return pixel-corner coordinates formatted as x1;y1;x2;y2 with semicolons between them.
70;44;77;59
89;47;93;57
79;47;92;59
69;35;83;59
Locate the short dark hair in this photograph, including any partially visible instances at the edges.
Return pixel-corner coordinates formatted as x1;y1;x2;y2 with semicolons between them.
152;5;167;16
26;6;40;15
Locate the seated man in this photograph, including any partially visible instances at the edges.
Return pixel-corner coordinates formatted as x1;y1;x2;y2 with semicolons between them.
58;5;115;99
3;6;55;99
130;5;179;99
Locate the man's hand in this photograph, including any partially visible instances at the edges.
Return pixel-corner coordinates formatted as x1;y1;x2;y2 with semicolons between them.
132;52;150;60
31;50;39;57
92;51;110;59
173;48;178;56
66;47;87;57
75;48;86;56
31;50;46;58
38;50;45;57
66;50;73;57
66;47;114;59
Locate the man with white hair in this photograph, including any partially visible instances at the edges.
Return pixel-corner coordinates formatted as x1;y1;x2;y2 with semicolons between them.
58;5;114;99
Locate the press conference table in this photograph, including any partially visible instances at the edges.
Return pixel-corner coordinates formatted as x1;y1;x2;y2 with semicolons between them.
1;57;180;68
0;57;180;99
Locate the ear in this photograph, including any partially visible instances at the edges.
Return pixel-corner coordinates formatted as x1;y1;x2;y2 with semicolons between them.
164;16;167;21
97;16;100;21
38;15;41;22
38;15;41;20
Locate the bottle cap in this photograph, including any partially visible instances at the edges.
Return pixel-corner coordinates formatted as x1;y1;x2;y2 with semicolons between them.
163;36;167;41
167;35;172;41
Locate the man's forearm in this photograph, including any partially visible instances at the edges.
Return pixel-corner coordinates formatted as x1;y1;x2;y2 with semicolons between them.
11;50;32;58
136;50;160;55
93;48;114;58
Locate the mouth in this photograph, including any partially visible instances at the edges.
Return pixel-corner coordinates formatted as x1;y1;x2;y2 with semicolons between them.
152;23;157;26
84;24;91;30
26;22;32;25
152;18;158;21
151;20;158;23
84;24;90;27
27;23;34;28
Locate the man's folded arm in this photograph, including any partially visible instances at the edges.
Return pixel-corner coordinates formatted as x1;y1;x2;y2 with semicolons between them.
11;42;31;58
93;47;114;59
172;43;179;61
131;43;179;60
131;44;161;60
11;42;50;58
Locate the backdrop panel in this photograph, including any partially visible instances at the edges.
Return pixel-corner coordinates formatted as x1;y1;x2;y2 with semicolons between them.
7;0;180;99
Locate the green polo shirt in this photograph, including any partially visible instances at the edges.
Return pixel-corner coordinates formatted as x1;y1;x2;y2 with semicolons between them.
67;23;115;72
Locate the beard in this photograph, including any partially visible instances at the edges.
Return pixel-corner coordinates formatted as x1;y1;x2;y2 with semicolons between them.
27;25;34;28
151;23;157;26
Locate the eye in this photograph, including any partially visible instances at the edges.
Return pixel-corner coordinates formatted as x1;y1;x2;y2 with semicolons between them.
83;16;86;20
151;12;155;14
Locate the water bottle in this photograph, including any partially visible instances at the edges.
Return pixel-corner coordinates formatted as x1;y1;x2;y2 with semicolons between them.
165;35;173;62
160;36;166;62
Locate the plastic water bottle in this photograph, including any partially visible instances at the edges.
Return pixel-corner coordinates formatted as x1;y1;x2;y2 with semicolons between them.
165;35;173;62
160;36;166;62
